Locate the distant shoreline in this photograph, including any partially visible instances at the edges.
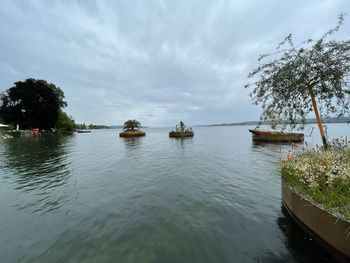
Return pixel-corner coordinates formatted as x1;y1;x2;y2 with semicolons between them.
195;117;350;127
94;117;350;129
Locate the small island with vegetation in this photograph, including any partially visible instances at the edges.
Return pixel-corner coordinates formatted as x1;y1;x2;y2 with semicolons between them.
119;120;146;137
169;121;194;138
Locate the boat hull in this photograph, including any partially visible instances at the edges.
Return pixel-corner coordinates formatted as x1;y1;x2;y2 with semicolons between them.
281;178;350;262
169;131;194;138
77;130;91;133
249;129;303;142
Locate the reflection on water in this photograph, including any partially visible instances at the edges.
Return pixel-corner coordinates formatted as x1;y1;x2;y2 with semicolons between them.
251;140;292;154
171;137;193;151
121;137;143;150
277;205;333;262
251;140;292;149
253;250;293;263
0;125;348;263
253;205;333;263
1;135;73;214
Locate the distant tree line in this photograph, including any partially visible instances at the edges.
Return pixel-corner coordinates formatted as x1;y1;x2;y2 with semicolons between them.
202;117;350;127
75;123;109;130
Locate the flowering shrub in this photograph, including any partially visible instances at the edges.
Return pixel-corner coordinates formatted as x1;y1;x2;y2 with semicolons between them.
281;138;350;221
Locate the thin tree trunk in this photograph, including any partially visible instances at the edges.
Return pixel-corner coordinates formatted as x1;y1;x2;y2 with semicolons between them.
307;83;328;149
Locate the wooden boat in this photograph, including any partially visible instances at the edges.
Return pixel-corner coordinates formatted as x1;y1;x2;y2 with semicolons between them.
77;130;91;133
282;178;350;262
249;129;303;142
169;131;194;138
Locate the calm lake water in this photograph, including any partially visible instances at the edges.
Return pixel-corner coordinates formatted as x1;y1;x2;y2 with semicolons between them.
0;124;349;263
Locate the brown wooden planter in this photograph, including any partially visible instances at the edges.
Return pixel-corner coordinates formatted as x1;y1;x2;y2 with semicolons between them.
169;131;194;138
119;130;146;137
281;178;350;262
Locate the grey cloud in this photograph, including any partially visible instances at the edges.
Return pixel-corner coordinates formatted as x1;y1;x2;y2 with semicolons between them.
0;0;349;126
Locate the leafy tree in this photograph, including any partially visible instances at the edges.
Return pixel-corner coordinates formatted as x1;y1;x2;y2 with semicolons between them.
245;14;350;149
123;119;141;131
0;78;67;130
75;123;87;130
55;111;75;134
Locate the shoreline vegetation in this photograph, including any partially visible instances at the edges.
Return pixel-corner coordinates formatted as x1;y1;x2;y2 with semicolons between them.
281;140;350;222
75;123;109;130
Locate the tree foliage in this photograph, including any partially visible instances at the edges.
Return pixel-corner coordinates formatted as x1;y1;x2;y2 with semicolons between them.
123;119;141;131
56;111;75;134
245;13;350;130
0;78;67;129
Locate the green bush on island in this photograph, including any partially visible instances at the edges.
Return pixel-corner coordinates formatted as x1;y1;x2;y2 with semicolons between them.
281;139;350;221
119;119;145;137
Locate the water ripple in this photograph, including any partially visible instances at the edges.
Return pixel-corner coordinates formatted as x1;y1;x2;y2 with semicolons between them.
0;126;345;262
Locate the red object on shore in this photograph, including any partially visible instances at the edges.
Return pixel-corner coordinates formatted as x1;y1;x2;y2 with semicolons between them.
31;128;40;135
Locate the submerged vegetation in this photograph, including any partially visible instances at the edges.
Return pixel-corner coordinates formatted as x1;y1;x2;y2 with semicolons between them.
281;139;350;221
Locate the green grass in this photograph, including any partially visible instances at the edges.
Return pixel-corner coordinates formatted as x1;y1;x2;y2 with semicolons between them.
281;148;350;221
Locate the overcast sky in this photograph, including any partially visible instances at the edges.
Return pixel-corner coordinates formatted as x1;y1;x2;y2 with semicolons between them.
0;0;349;126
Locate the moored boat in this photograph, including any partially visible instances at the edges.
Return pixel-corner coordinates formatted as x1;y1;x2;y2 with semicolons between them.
77;130;91;133
281;178;350;262
249;129;304;142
